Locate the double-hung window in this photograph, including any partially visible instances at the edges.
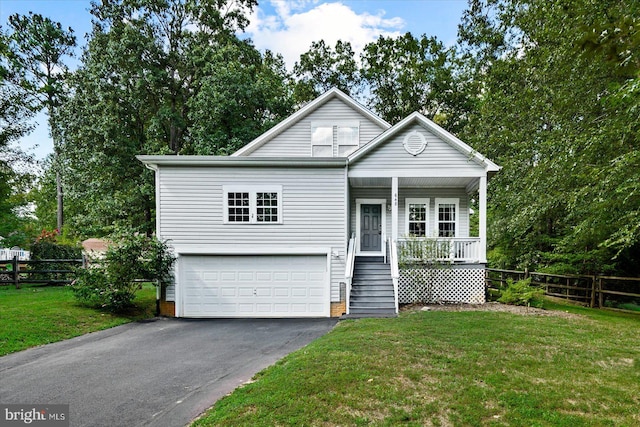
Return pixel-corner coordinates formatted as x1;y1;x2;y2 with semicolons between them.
435;198;459;237
224;186;282;224
311;121;359;157
405;198;429;237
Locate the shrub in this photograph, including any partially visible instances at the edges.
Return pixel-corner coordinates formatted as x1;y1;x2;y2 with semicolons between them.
71;233;175;312
30;229;82;260
498;277;544;308
30;229;82;282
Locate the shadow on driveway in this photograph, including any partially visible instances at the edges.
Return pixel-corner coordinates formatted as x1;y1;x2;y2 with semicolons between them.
0;318;337;426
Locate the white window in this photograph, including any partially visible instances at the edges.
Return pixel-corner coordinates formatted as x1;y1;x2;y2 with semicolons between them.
435;198;459;237
311;121;359;157
311;126;333;156
224;186;282;224
405;198;429;237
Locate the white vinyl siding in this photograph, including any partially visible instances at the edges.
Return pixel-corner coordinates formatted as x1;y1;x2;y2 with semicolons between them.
248;98;386;157
158;166;346;302
350;124;487;175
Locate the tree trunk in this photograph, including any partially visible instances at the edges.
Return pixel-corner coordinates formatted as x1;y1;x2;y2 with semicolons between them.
56;169;63;232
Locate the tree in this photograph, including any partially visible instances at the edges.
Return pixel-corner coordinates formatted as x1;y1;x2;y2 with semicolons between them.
55;0;292;237
456;0;640;275
360;33;455;126
293;40;362;104
6;13;76;232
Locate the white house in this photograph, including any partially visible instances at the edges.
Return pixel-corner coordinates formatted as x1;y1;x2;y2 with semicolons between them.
138;88;500;318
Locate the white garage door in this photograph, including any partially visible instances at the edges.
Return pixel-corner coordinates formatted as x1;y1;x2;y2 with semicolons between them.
181;255;329;318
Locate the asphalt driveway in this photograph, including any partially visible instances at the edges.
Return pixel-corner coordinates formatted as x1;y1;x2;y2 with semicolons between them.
0;317;337;426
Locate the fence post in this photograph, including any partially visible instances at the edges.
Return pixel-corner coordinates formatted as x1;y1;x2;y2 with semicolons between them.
598;277;603;308
12;255;20;289
524;268;529;280
590;276;597;308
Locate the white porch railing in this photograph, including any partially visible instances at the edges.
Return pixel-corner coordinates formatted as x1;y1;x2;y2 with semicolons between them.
396;237;482;263
344;233;357;315
387;237;399;314
0;249;30;261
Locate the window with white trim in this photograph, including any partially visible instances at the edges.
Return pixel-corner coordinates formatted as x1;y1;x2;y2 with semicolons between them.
311;125;333;156
224;186;282;224
405;198;429;237
435;198;459;237
311;121;359;157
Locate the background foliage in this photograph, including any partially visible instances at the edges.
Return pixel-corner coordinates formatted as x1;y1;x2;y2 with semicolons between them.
2;0;639;276
71;232;175;312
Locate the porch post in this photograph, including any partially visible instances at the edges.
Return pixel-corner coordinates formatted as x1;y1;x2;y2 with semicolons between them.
391;176;399;242
479;175;487;263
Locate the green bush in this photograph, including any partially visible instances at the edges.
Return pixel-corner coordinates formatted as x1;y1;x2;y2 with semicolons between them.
30;229;82;260
71;233;175;312
498;277;544;308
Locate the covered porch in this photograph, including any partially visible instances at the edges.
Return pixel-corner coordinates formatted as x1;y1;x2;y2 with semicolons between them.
344;174;490;316
347;175;488;264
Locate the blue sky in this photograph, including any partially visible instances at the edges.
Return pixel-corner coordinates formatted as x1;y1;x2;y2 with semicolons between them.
1;0;469;160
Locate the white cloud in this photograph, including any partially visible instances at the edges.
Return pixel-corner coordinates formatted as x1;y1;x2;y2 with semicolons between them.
245;1;405;70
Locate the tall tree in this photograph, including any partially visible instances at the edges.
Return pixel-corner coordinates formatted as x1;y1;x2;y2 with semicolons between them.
360;33;454;126
6;13;75;232
293;40;362;104
55;0;292;236
457;0;640;274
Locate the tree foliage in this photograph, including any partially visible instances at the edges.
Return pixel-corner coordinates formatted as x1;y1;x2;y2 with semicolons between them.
71;232;175;312
293;40;362;104
458;0;640;275
53;0;293;237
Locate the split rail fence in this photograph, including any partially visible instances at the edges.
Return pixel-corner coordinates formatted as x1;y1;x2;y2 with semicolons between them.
486;268;640;309
0;256;84;288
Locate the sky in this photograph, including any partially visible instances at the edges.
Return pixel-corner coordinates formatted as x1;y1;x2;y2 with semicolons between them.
1;0;469;161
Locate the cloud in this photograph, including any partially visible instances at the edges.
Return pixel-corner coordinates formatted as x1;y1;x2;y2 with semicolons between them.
245;1;405;70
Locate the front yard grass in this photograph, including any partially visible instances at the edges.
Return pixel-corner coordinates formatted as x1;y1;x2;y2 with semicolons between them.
194;301;640;426
0;283;156;356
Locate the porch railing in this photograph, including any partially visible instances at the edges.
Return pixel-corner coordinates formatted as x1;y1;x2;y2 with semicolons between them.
396;237;482;263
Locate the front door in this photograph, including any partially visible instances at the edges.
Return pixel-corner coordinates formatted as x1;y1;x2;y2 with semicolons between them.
360;204;382;252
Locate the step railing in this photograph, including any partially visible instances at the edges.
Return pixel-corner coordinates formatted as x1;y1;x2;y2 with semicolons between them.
345;233;357;315
387;238;399;314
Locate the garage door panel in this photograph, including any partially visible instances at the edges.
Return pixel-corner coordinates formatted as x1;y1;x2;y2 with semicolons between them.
181;255;328;317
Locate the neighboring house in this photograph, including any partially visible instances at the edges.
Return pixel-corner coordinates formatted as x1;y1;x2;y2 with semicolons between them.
138;88;500;318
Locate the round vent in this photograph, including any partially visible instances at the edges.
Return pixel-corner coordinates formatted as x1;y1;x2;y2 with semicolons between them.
402;131;427;156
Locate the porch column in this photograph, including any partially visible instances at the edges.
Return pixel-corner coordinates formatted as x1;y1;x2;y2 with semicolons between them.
391;176;398;242
479;175;487;263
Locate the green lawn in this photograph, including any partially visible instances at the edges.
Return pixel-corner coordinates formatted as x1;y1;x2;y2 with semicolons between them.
193;301;640;426
0;284;156;356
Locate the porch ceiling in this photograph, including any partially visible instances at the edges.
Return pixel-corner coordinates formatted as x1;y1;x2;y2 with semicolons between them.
349;176;478;189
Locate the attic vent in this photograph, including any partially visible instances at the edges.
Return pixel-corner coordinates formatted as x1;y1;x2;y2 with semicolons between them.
403;131;427;156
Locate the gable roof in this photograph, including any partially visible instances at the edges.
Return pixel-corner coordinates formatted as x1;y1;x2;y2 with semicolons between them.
232;87;391;156
348;112;501;172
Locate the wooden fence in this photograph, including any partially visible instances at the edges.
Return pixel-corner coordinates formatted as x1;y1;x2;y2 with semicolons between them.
0;256;84;288
486;268;640;309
